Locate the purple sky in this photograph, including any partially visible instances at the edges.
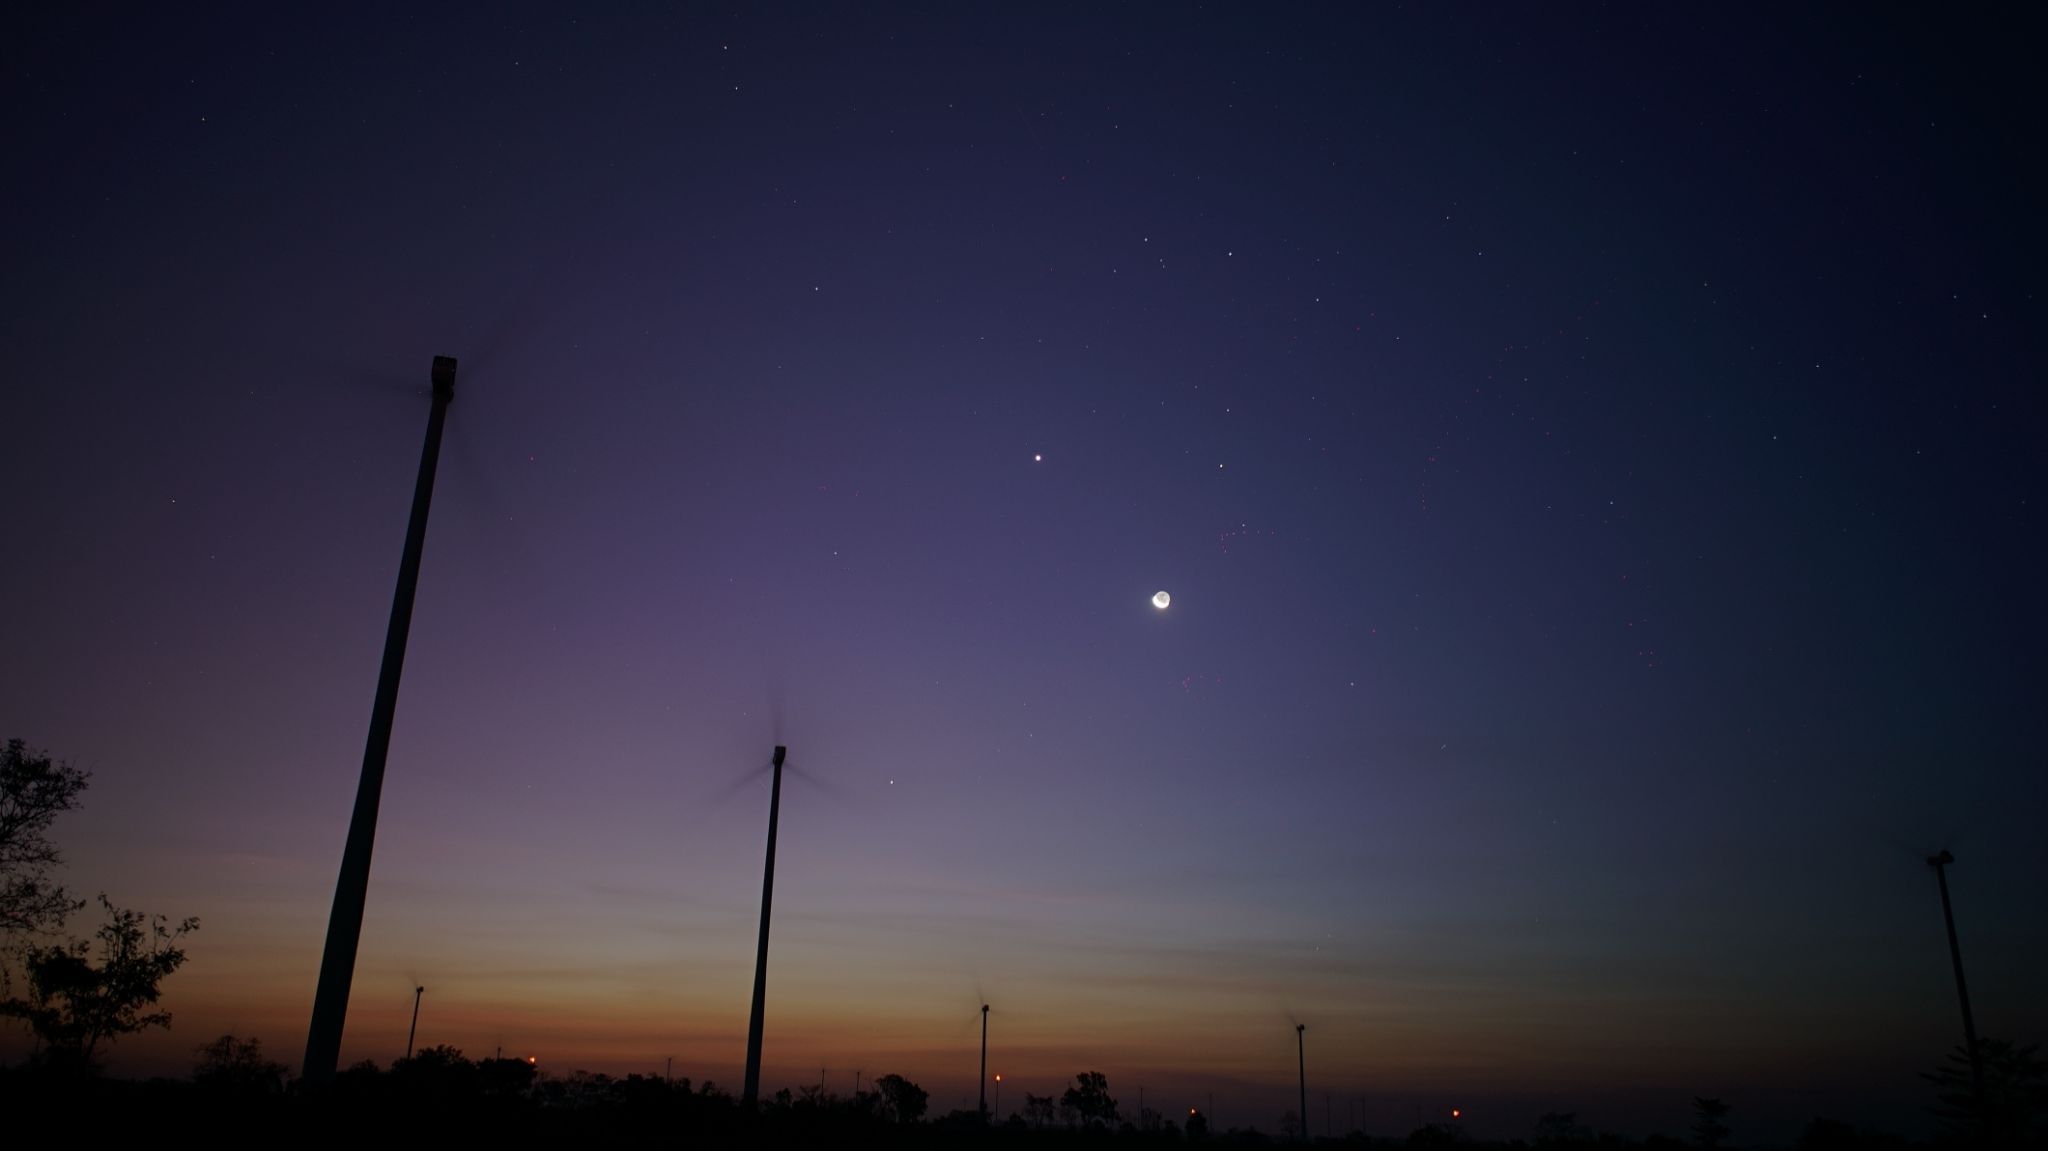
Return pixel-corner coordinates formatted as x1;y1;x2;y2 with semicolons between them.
3;4;2042;1141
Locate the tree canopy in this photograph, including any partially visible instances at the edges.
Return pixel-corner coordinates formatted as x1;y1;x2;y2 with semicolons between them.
0;738;90;937
1923;1037;2047;1144
1;893;198;1066
1061;1070;1119;1128
193;1033;289;1093
873;1073;928;1123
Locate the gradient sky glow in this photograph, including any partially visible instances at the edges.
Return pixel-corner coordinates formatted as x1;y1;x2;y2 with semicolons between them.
3;4;2043;1141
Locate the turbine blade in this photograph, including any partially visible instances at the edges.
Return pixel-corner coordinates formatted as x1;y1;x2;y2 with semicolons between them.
783;761;851;804
693;762;773;813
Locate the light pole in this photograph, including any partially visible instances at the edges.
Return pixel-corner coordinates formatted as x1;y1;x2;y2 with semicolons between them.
994;1073;1002;1121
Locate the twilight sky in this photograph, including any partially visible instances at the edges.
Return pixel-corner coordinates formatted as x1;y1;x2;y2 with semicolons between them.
3;3;2042;1140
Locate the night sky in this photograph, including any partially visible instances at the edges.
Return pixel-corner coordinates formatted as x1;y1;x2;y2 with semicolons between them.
4;3;2043;1140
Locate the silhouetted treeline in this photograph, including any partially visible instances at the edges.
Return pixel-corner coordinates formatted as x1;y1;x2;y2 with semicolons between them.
6;1042;2033;1149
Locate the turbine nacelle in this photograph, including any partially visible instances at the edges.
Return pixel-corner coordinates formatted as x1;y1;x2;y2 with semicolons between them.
431;354;458;399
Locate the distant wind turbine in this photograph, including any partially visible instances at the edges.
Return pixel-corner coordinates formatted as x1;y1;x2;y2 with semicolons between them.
406;985;425;1060
742;744;787;1108
732;739;845;1107
979;1003;991;1121
1296;1023;1308;1143
1927;849;1986;1100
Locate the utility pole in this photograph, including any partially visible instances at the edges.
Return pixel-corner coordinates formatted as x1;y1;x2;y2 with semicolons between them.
1296;1024;1308;1142
979;1003;990;1120
1928;850;1986;1099
742;746;787;1108
303;355;457;1085
405;985;424;1060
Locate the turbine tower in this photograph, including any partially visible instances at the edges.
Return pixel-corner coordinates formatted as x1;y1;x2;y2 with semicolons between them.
405;985;424;1060
303;354;457;1084
1296;1023;1308;1142
1928;850;1985;1099
979;1003;991;1120
742;745;787;1107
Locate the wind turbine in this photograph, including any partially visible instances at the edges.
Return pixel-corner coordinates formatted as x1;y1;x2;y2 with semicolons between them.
405;985;425;1060
742;744;787;1108
1296;1023;1308;1143
299;327;548;1084
302;354;458;1084
1927;849;1985;1100
731;738;846;1107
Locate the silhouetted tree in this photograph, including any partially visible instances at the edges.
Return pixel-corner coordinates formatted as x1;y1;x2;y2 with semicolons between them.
935;1107;989;1128
1407;1123;1463;1147
873;1073;927;1123
192;1033;289;1093
0;893;197;1067
391;1043;480;1100
1691;1097;1730;1148
552;1069;617;1108
1922;1037;2046;1144
1187;1108;1210;1139
1023;1092;1056;1129
0;738;89;938
610;1072;678;1110
478;1054;538;1097
1280;1108;1303;1139
1536;1110;1592;1145
1797;1117;1912;1150
1062;1070;1119;1127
